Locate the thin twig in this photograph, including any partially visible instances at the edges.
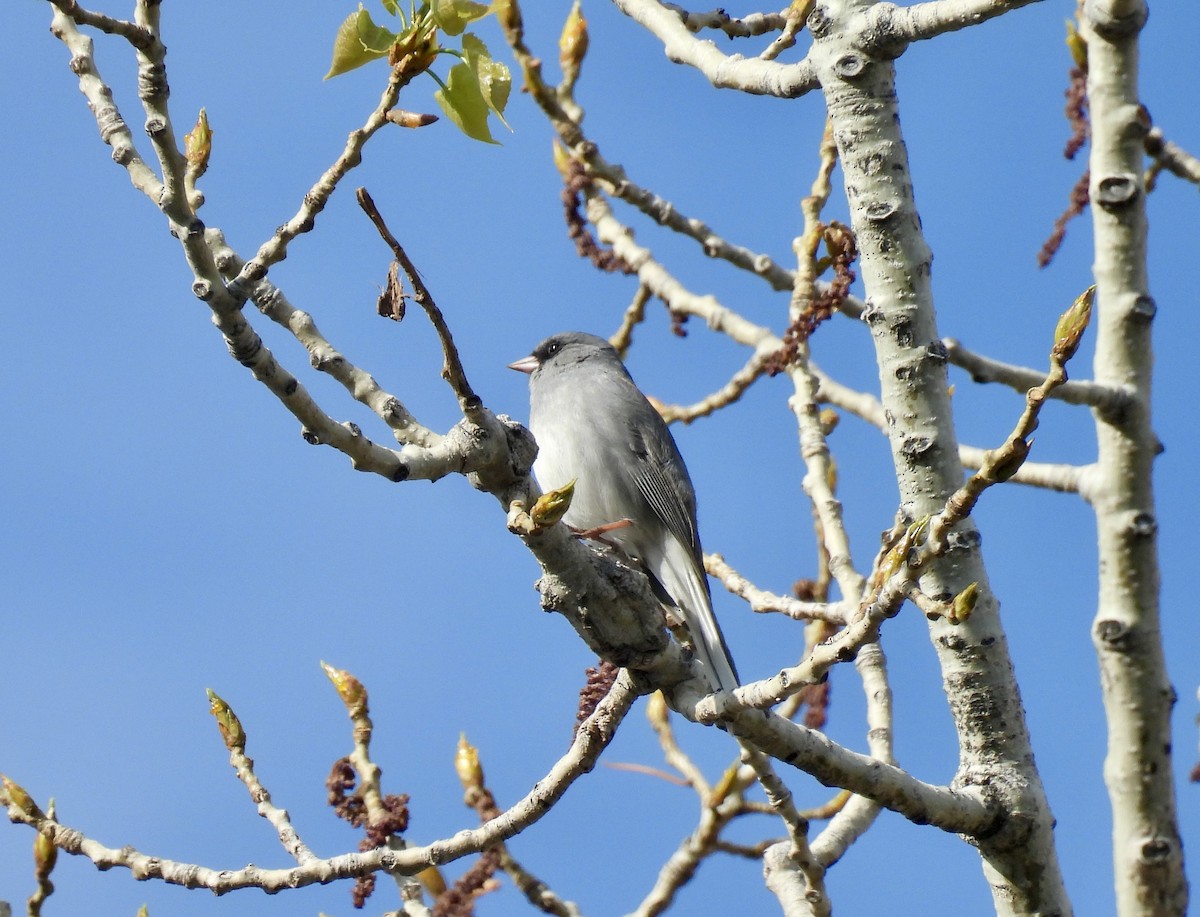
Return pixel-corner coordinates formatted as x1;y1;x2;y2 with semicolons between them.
1;676;640;895
356;188;481;419
705;553;846;624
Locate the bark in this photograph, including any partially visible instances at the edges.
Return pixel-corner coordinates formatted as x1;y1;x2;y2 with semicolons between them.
1082;1;1186;913
809;1;1070;913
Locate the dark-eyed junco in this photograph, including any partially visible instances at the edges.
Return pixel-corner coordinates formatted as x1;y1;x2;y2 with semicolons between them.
510;332;739;692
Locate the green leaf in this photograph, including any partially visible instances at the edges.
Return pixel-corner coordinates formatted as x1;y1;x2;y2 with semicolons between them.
434;60;496;143
381;0;401;16
357;7;398;53
432;0;490;36
461;33;511;128
433;33;512;143
325;6;396;79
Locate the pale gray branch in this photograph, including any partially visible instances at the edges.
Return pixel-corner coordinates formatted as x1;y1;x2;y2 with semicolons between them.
864;0;1043;50
1083;0;1185;910
710;706;993;837
3;675;639;895
945;338;1126;410
706;553;847;624
207;230;442;449
1145;126;1200;188
661;4;788;37
613;0;818;96
813;364;1090;494
228;63;418;295
811;643;889;867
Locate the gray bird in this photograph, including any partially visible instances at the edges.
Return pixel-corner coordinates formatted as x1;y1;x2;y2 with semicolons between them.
509;332;739;693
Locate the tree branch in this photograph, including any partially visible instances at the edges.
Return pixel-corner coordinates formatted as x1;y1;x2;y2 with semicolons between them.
1082;0;1186;910
660;4;789;38
944;337;1127;410
0;675;639;896
356;188;481;420
705;553;847;624
1144;126;1200;188
228;61;422;294
864;0;1044;50
803;3;1070;906
612;0;818;96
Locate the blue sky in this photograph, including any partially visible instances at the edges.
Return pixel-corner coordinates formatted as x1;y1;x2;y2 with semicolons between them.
3;2;1198;915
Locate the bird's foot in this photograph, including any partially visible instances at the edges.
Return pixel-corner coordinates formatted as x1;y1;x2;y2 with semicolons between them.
571;518;634;542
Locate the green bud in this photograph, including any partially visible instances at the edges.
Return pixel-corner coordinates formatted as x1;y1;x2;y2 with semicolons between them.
183;108;212;180
559;1;589;78
1052;285;1095;363
206;689;246;752
817;407;840;435
531;479;575;529
0;775;40;817
34;827;57;878
417;865;447;897
455;733;484;789
1065;19;1087;70
321;662;368;715
949;582;979;624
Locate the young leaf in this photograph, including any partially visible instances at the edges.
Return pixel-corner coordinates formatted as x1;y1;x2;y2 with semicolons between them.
434;60;497;143
325;5;396;79
461;33;511;128
432;0;491;36
357;6;399;54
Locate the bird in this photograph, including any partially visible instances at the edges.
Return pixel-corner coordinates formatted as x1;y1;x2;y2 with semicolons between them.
509;332;739;693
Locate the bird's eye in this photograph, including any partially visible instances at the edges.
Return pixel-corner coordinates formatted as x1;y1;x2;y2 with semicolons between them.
545;341;561;357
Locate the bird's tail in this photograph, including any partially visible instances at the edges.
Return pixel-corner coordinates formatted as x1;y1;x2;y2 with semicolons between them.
654;541;740;693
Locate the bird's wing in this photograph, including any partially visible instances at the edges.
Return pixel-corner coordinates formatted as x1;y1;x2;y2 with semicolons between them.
628;418;740;692
627;422;703;568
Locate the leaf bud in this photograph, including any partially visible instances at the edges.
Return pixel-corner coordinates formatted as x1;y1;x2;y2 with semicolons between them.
183;108;212;180
0;775;42;818
322;661;368;715
559;1;589;79
206;689;246;752
949;582;980;624
1051;285;1094;363
531;479;575;529
1065;19;1088;70
455;733;484;789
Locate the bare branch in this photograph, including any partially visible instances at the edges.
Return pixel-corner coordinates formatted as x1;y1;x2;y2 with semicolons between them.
1082;0;1185;909
217;701;319;865
1144;126;1200;188
587;193;775;349
944;338;1126;410
812;363;1092;494
866;0;1044;48
705;553;846;624
613;0;818;96
52;0;157;51
206;230;442;450
700;707;994;837
229;61;423;294
503;4;803;294
811;641;889;867
0;675;640;895
661;4;789;38
741;746;830;915
645;691;713;796
356;188;481;420
656;344;776;424
610;284;652;359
